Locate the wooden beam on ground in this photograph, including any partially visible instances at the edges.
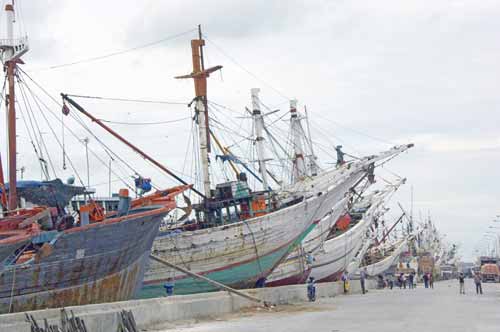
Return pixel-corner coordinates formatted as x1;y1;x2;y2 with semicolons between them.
149;254;268;306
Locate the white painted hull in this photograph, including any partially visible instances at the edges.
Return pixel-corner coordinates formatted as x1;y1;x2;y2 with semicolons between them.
266;196;350;285
309;213;370;281
141;145;412;295
309;184;399;282
142;170;351;295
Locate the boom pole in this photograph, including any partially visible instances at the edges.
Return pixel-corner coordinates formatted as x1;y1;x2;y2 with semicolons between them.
378;213;405;244
60;94;205;199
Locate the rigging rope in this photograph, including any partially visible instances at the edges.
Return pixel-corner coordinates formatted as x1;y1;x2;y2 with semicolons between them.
31;28;197;71
99;116;190;126
17;71;138;191
16;77;57;179
65;94;188;106
17;74;85;186
205;36;290;101
19;69;181;192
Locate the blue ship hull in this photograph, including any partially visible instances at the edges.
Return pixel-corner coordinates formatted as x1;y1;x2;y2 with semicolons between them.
0;209;165;314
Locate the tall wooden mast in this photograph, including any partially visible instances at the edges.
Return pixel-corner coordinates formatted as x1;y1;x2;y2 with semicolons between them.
6;58;16;210
1;2;28;211
175;26;222;199
0;153;7;208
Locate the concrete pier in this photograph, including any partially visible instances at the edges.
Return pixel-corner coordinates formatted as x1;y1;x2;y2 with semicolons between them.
0;280;375;332
164;280;500;332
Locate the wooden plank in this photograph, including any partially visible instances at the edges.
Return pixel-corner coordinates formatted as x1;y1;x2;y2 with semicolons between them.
149;254;268;306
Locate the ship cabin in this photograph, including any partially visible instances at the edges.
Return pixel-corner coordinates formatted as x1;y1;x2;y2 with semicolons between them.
192;172;277;227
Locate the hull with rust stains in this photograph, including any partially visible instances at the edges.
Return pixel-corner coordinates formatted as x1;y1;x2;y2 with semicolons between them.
0;208;165;314
140;163;367;297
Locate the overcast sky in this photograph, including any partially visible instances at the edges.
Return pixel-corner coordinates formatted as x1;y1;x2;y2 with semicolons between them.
0;0;499;261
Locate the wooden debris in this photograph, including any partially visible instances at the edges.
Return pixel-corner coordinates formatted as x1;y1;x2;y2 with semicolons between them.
24;308;87;332
117;310;138;332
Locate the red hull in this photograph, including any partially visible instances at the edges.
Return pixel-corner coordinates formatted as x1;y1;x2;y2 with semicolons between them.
317;270;344;283
266;269;312;287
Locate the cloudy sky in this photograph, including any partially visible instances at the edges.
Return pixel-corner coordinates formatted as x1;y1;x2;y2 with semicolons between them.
0;0;499;260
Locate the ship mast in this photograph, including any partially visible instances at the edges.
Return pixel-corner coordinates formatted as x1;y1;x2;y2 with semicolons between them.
250;88;269;191
304;105;318;176
1;2;28;211
290;99;306;182
175;26;221;199
0;153;6;208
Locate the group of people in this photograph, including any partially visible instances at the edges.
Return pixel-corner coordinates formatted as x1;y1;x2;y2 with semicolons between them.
458;272;483;295
369;271;436;290
305;270;485;302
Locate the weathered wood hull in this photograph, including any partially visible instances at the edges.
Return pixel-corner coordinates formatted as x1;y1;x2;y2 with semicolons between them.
140;183;343;297
0;210;165;313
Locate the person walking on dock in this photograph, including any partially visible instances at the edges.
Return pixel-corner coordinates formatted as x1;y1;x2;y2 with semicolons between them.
388;275;394;290
474;273;483;295
459;273;465;294
408;273;414;289
423;273;429;288
360;268;367;294
342;272;350;294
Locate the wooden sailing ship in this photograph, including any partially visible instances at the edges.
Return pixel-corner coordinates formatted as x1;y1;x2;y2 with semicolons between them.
0;2;189;313
361;239;409;277
139;32;415;296
308;180;405;282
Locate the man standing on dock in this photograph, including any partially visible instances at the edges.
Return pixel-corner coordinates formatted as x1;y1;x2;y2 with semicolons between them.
474;273;483;295
423;273;429;288
360;268;367;294
408;272;414;289
459;273;466;294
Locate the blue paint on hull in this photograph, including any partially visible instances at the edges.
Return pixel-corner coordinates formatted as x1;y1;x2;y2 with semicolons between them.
140;244;291;297
0;210;165;313
139;222;318;298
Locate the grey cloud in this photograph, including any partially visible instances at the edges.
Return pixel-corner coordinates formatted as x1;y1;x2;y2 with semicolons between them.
125;0;312;43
